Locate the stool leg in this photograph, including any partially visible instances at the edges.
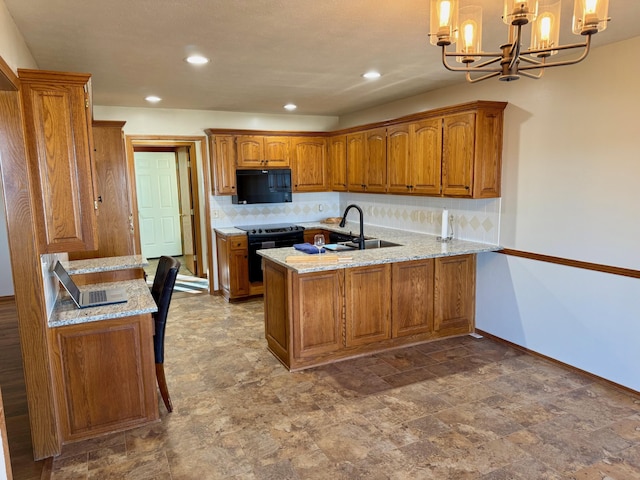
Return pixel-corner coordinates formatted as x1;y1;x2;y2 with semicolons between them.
155;363;173;412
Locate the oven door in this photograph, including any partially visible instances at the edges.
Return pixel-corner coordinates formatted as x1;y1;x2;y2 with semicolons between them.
247;232;303;283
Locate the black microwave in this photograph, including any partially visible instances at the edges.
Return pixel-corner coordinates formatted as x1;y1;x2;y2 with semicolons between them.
232;168;292;205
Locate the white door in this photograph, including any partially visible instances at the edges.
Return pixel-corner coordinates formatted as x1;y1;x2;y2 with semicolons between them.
134;151;182;258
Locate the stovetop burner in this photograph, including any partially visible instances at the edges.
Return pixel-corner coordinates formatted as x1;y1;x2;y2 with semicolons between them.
235;223;305;235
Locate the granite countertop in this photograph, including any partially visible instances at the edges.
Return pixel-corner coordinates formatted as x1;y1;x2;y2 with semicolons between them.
49;278;157;328
61;255;148;274
257;222;502;273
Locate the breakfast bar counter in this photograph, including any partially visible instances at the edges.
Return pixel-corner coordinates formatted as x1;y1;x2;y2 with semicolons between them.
259;223;501;371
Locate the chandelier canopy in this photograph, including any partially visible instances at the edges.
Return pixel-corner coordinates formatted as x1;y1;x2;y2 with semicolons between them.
428;0;610;82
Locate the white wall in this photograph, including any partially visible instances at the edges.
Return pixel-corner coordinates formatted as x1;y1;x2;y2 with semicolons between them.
341;36;640;391
0;0;38;297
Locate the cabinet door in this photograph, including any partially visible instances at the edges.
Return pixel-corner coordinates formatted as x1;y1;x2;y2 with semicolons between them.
346;133;366;192
328;135;347;191
472;107;504;198
364;128;387;193
49;315;158;442
345;264;391;346
236;135;264;167
19;70;98;253
411;118;442;196
71;121;135;261
211;135;237;195
264;136;290;167
392;259;434;337
292;269;344;359
215;233;249;300
434;254;475;337
387;124;412;194
442;112;475;197
263;260;290;365
291;137;327;192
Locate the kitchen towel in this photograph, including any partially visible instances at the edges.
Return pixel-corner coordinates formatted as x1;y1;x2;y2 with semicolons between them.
294;243;325;254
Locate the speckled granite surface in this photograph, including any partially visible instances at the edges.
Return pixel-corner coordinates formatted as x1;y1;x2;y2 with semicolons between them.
49;278;157;327
61;254;148;274
256;222;502;273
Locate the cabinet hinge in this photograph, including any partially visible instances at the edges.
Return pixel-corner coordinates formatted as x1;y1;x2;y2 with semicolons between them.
85;97;89;108
94;200;99;210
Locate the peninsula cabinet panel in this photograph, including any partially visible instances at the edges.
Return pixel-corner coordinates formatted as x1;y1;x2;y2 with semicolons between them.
391;259;435;338
434;254;475;337
210;135;237;195
263;260;290;365
49;315;158;443
345;264;391;346
292;269;344;359
328;135;347;191
291;137;327;192
18;69;98;253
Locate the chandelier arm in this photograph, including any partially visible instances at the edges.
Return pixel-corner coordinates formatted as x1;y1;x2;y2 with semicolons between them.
519;38;592;71
523;36;591;57
519;69;544;79
465;71;502;83
441;48;503;72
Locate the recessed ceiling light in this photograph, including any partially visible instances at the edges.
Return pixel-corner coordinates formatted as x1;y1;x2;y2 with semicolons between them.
185;55;209;65
362;71;381;80
284;103;297;111
145;95;162;103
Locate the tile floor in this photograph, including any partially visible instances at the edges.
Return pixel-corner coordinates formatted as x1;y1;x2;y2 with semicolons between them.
47;294;640;479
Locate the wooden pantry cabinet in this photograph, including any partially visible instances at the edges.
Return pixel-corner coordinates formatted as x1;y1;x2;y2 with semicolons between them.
18;69;98;253
263;254;476;370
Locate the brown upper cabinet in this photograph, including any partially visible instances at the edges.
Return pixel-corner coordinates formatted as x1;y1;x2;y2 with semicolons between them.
346;128;387;193
206;100;506;199
236;135;290;167
290;137;327;192
210;135;237;195
328;135;347;192
19;69;98;253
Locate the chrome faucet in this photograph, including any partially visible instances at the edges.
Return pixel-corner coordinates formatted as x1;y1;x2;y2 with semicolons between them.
339;204;365;250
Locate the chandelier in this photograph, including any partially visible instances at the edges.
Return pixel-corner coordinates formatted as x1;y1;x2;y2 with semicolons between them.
428;0;610;82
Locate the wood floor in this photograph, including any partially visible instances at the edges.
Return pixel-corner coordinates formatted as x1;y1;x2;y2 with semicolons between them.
0;297;44;480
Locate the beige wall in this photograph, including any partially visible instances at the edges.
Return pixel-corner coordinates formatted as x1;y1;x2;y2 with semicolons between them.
340;36;640;271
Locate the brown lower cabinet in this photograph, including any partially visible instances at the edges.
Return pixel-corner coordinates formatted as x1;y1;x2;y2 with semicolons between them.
263;254;476;370
48;315;158;443
215;230;264;301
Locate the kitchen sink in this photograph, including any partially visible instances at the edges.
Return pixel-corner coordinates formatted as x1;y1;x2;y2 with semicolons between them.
340;239;403;250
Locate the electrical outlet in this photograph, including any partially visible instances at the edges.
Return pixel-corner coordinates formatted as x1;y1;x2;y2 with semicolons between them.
212;210;220;219
318;204;324;212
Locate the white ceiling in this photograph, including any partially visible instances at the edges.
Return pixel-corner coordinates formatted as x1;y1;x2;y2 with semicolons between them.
5;0;640;116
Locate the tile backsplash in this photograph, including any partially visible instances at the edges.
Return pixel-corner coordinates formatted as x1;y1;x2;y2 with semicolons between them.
211;192;500;245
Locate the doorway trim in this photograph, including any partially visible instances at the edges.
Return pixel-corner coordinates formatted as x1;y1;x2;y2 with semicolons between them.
124;135;212;286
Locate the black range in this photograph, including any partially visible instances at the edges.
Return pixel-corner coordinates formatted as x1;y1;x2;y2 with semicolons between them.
235;223;305;283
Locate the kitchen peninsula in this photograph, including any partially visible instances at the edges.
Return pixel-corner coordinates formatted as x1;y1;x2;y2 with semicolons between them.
258;223;501;370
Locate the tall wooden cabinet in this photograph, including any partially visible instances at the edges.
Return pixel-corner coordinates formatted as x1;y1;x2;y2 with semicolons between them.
70;120;135;260
18;69;98;253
